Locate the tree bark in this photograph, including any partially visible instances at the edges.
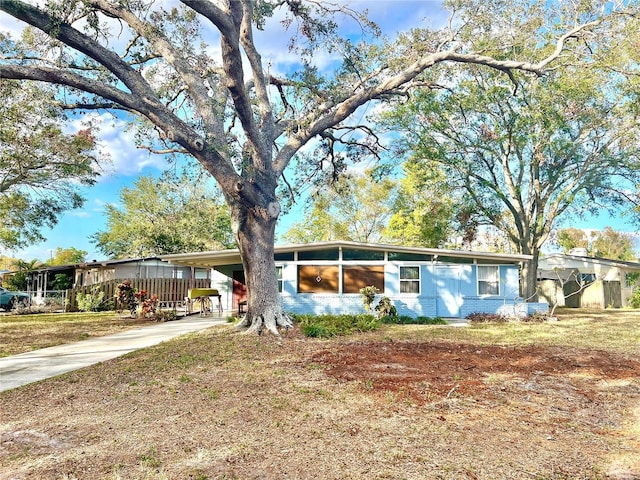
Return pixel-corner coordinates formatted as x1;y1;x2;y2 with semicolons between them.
520;250;540;303
230;197;292;336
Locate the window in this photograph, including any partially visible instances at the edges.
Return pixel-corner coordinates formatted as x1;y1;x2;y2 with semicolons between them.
276;266;283;293
478;266;499;295
343;266;385;293
298;249;339;261
297;265;339;293
399;266;420;293
389;252;432;262
342;249;384;261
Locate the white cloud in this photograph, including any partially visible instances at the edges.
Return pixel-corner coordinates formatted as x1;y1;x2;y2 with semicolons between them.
68;113;169;179
69;211;91;218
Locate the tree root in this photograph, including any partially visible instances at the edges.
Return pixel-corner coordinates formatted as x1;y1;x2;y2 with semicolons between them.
235;307;293;336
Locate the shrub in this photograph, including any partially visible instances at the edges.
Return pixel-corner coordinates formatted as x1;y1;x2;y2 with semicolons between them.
291;313;380;338
522;311;550;323
359;285;379;311
375;296;397;318
465;312;510;323
629;286;640;309
155;309;177;322
380;315;447;325
140;293;158;318
116;280;137;316
76;289;106;312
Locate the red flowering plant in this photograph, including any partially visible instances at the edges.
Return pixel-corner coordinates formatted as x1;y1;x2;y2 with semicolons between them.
116;280;137;316
141;294;158;317
116;283;159;318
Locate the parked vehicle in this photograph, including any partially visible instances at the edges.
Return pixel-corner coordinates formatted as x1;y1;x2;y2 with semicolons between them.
0;287;31;311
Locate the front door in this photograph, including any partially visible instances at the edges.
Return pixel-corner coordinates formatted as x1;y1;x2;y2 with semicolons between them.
436;266;462;318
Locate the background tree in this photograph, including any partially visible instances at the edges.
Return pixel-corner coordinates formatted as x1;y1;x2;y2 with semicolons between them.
589;227;637;261
48;247;88;266
554;226;637;260
382;158;456;247
0;79;101;250
379;56;640;299
92;167;234;258
1;0;632;333
555;228;589;254
2;259;42;291
283;171;396;244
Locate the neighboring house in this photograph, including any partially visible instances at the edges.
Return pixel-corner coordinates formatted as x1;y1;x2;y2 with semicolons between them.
162;241;549;318
26;257;211;307
538;253;640;309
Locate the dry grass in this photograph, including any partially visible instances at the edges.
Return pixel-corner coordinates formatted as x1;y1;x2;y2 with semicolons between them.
1;309;639;479
0;312;157;357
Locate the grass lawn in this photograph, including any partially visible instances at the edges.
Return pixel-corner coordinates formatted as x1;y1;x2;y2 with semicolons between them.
1;308;639;479
0;311;157;357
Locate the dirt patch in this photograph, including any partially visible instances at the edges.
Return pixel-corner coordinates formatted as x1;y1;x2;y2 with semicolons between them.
312;340;640;403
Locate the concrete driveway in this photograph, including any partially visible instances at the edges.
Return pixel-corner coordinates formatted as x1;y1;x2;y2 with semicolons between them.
0;315;228;392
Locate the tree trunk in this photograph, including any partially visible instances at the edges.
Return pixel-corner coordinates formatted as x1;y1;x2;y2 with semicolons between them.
520;250;540;303
231;198;293;336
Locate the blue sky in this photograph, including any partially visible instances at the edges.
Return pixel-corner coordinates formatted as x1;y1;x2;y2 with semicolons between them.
1;1;637;263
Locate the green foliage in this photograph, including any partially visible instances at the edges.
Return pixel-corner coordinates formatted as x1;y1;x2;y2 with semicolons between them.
115;281;161;318
48;247;87;266
283;170;397;244
359;285;379;312
92;165;235;258
291;313;380;338
50;273;73;291
155;310;178;322
555;228;589;254
383;159;455;247
76;288;107;312
115;280;138;316
556;226;637;260
0;80;100;250
374;296;397;318
2;271;28;291
380;315;447;325
2;259;41;291
629;286;640;309
378;56;640;297
589;227;637;261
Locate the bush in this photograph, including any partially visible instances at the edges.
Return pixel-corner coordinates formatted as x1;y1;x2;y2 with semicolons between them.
629;286;640;309
465;312;510;323
116;280;138;316
375;296;397;318
291;313;380;338
359;286;379;312
76;289;107;312
155;309;177;322
380;315;447;325
522;311;550;323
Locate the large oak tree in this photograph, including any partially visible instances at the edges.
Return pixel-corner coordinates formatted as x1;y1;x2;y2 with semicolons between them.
0;0;632;333
379;58;640;300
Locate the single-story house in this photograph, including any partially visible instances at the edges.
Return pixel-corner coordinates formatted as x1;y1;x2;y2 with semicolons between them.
162;241;549;318
538;253;640;308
